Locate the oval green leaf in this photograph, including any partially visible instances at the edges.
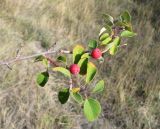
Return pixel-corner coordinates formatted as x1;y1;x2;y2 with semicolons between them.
114;36;121;46
73;45;84;64
86;62;97;83
88;40;98;49
99;33;109;41
92;80;105;93
121;30;137;38
81;53;90;59
57;55;67;63
42;58;49;67
109;45;118;55
101;37;112;45
120;10;131;23
78;58;88;75
36;71;49;87
53;67;71;78
103;41;116;53
102;14;114;26
71;92;83;104
34;55;45;62
109;36;120;55
83;98;101;122
58;88;70;104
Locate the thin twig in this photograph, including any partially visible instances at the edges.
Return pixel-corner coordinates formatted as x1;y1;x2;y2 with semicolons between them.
46;56;59;67
5;63;12;70
102;43;128;54
0;49;71;66
102;47;110;54
69;78;73;90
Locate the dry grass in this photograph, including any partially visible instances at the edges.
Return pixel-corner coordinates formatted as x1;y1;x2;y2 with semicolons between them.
0;0;159;129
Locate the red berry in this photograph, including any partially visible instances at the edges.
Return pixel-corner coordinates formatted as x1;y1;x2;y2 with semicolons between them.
69;64;80;75
91;48;102;59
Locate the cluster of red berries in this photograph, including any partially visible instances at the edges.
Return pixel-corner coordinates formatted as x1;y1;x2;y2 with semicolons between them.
69;48;102;75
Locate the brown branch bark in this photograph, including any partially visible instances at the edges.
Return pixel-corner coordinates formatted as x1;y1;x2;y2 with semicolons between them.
0;49;71;66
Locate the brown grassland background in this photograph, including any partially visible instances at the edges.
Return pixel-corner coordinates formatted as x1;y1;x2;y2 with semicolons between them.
0;0;160;129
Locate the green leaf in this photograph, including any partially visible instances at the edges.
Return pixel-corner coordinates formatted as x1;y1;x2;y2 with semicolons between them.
102;41;118;54
53;67;71;78
114;21;126;27
42;58;49;67
58;88;70;104
125;24;133;31
34;55;45;62
71;92;83;104
109;45;118;55
83;98;101;122
109;37;120;55
103;42;115;54
78;58;88;75
57;55;67;63
99;33;109;41
81;53;90;59
88;40;98;49
36;71;49;87
86;62;97;83
73;45;84;64
34;55;49;67
92;80;105;93
101;37;112;45
120;10;131;23
114;36;121;46
104;42;116;52
121;30;137;37
102;14;114;26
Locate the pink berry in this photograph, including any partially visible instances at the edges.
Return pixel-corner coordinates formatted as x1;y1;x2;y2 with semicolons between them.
91;48;102;59
69;64;80;75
